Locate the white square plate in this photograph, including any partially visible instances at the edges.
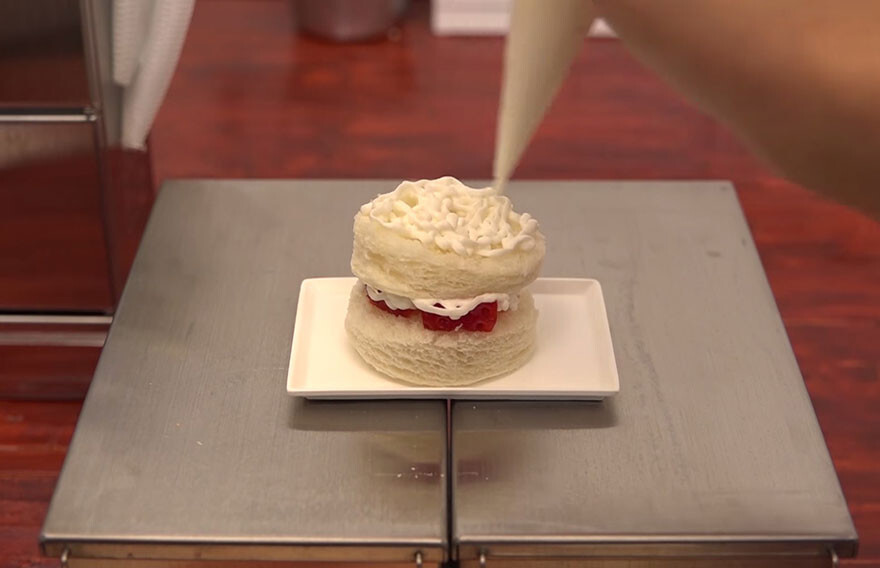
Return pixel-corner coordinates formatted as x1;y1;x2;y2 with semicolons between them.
287;277;619;400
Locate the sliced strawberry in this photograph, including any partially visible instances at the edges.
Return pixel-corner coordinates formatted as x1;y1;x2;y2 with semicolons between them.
460;302;498;332
421;302;498;332
366;286;500;332
421;310;460;331
367;291;417;317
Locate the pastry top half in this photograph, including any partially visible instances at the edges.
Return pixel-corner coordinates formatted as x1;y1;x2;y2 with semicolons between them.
351;177;545;299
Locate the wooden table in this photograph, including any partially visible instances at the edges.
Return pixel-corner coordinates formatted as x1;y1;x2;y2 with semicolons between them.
3;1;877;566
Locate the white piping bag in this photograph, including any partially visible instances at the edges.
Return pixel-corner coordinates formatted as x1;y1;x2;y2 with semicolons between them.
493;0;595;192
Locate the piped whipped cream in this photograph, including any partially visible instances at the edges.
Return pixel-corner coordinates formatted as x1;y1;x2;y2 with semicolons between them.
365;284;518;320
359;176;539;257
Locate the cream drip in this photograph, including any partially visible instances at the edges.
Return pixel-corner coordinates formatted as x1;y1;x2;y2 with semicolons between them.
365;284;517;320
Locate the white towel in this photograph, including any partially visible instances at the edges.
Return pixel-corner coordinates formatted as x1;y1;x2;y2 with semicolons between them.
112;0;154;86
113;0;195;149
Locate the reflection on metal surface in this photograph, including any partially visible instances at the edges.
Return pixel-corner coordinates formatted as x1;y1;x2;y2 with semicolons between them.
456;458;493;485
0;0;90;106
0;121;113;310
455;400;618;431
289;397;441;431
0;120;93;167
290;401;445;485
99;146;155;300
454;400;617;488
369;433;443;484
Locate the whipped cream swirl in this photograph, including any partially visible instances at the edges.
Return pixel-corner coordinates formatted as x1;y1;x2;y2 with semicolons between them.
366;284;517;320
359;176;539;257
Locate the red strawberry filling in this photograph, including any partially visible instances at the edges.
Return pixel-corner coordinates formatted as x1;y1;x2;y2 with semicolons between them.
423;301;498;332
366;289;499;332
420;309;461;331
367;295;418;317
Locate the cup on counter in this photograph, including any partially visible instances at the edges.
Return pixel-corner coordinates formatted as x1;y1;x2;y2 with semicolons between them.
294;0;408;42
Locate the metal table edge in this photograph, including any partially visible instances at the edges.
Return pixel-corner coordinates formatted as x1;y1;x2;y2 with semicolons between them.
40;537;448;563
453;534;859;560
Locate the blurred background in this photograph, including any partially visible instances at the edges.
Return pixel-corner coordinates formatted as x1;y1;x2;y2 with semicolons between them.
0;1;877;566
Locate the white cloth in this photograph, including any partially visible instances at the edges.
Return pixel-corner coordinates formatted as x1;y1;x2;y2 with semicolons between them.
113;0;195;149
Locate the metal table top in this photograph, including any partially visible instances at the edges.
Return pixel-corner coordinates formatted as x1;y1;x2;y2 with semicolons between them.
42;180;448;565
450;181;856;565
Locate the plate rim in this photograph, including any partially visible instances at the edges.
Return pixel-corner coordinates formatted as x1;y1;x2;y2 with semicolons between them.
287;276;619;400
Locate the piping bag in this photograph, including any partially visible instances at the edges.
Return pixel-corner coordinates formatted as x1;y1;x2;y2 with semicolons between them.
493;0;595;192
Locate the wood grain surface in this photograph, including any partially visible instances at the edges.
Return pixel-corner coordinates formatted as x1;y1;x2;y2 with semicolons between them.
1;1;877;566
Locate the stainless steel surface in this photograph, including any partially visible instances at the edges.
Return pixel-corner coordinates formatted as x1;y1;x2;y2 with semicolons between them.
451;181;857;561
0;0;91;106
0;120;113;311
41;180;447;563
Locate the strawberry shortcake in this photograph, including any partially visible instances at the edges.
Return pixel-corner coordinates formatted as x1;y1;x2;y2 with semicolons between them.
345;176;545;386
